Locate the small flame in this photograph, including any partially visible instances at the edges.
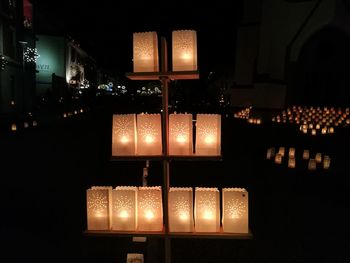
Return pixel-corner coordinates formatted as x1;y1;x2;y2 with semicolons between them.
176;135;187;143
204;136;214;144
145;210;154;220
120;136;129;144
145;135;154;144
119;210;129;218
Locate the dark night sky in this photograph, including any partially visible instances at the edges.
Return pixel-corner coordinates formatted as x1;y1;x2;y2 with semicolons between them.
35;0;243;75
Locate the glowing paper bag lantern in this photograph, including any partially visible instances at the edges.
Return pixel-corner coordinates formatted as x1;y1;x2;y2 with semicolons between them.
288;157;296;168
172;30;197;71
266;147;275;160
137;114;162;155
274;153;282;164
112;187;137;231
86;186;112;230
288;148;295;158
169;113;193;155
194;187;220;232
137;186;163;231
222;188;249;233
278;147;285;157
133;32;159;72
315;153;322;163
195;114;221;156
303;150;310;160
112;114;137;156
169;187;193;232
323;155;331;169
308;159;317;170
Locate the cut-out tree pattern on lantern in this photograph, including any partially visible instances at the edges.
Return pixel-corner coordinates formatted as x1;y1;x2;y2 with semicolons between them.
86;186;112;230
137;114;162;155
112;114;137;156
133;32;159;72
195;114;221;156
222;188;249;233
169;187;193;232
169;114;193;155
195;187;220;232
137;186;163;231
172;30;197;71
112;186;138;231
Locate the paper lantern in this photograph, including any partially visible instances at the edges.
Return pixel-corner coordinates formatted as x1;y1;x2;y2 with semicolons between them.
278;147;285;157
308;159;317;170
172;30;197;71
311;129;317;136
195;114;221;156
112;187;138;231
194;187;220;232
266;147;275;159
323;155;331;169
112;114;137;156
288;157;296;168
137;186;163;231
222;188;248;233
303;150;310;160
169;114;193;155
133;32;159;72
315;153;322;163
274;153;282;164
169;187;193;232
288;148;295;158
86;186;112;230
137;114;162;155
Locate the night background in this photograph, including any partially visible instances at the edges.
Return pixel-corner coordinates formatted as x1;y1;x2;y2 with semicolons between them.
1;0;350;262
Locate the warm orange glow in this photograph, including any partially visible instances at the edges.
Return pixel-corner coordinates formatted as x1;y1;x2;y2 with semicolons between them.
11;100;15;106
119;210;129;219
11;124;17;131
63;113;67;118
181;52;192;60
120;136;129;144
203;211;213;220
204;136;214;144
176;135;187;143
179;212;188;221
145;135;154;144
145;210;154;220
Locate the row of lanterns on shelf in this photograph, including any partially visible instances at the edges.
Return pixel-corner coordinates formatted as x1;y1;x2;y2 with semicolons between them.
133;30;197;72
112;113;221;156
266;147;331;170
271;106;350;135
86;186;248;234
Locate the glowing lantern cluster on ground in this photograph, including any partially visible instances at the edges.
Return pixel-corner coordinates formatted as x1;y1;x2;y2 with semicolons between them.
234;107;252;119
266;147;331;170
272;106;350;135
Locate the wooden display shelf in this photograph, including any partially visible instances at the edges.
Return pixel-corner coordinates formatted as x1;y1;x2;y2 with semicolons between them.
83;227;252;240
110;155;222;162
126;71;199;81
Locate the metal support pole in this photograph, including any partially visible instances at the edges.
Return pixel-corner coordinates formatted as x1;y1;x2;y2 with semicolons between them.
160;36;171;263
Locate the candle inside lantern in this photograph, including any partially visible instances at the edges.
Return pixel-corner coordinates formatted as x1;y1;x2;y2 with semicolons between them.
112;114;137;156
137;114;162;155
112;186;137;231
169;114;193;155
195;114;221;156
194;187;220;232
137;186;163;231
169;187;193;232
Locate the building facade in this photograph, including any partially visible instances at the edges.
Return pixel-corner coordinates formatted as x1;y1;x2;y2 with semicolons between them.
0;0;36;121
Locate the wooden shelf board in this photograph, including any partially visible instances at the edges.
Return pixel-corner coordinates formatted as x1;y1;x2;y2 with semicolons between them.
110;155;222;162
83;228;252;240
126;71;199;80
